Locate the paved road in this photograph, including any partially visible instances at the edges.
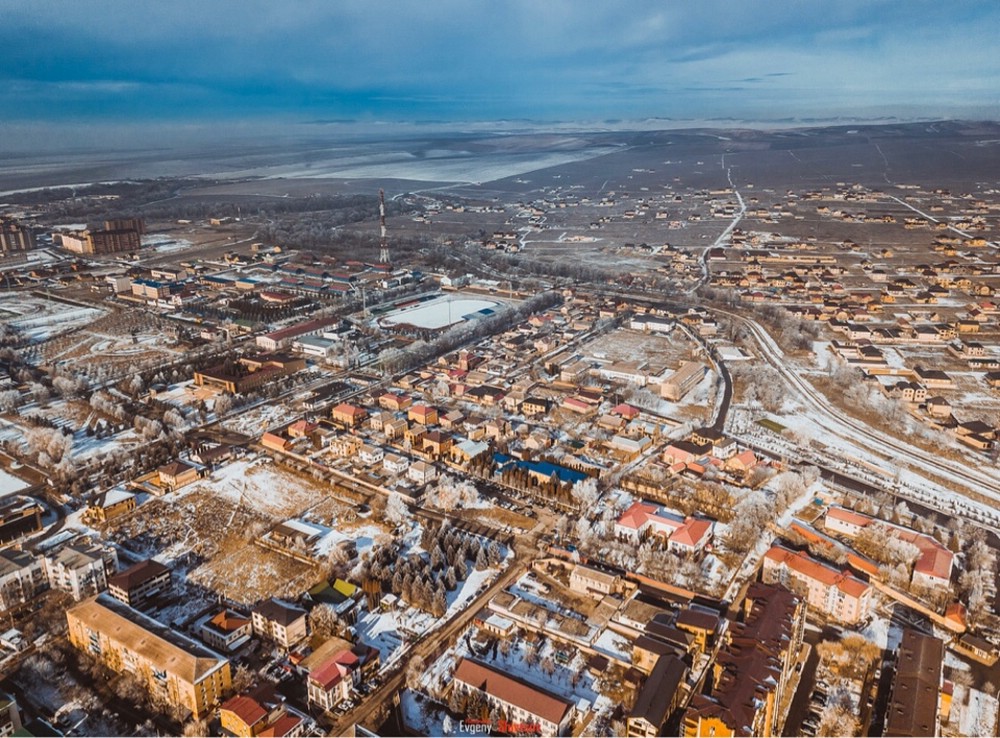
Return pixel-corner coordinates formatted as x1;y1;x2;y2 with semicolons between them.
326;556;530;736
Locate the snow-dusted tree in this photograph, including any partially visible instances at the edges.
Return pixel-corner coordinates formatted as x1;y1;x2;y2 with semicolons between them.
405;655;426;690
0;390;21;412
571;477;600;510
309;603;342;640
385;493;411;525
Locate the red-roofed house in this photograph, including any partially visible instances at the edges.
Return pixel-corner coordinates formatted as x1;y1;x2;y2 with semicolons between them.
219;688;305;737
331;403;367;427
561;396;593;414
614;501;714;555
611;403;641;420
824;508;953;588
724;449;758;474
823;507;873;538
307;649;360;711
761;545;873;625
892;529;954;589
220;694;269;736
408;405;439;426
453;658;574;736
287;420;318;439
261;432;291;453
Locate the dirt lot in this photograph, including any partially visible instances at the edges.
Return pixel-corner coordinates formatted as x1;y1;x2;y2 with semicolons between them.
580;327;695;373
109;460;361;604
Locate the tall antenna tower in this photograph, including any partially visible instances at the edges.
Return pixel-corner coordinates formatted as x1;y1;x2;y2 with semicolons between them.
379;189;390;264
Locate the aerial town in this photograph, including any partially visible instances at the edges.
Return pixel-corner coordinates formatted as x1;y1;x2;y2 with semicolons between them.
1;120;1000;738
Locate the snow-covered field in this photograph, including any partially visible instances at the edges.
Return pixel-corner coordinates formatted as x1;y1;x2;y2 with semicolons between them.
143;233;194;253
221;402;298;435
177;457;323;519
381;296;500;331
0;469;29;496
0;293;104;342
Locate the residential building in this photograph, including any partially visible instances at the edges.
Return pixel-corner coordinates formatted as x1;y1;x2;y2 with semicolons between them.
83;488;136;524
682;583;805;737
199;609;253;652
60;226;142;255
0;218;34;254
0;498;43;545
107;559;172;607
627;655;688;738
569;565;621;596
43;541;119;601
407;460;437;485
452;658;574;736
0;691;22;737
761;545;873;625
252;599;308;649
822;508;953;588
157;460;200;491
307;649;359;711
219;687;305;737
331;403;367;427
0;550;47;611
382;453;410;475
884;629;943;737
66;594;231;718
615;501;714;555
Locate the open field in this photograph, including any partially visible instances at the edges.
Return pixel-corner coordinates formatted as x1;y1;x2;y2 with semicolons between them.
110;458;370;603
37;309;186;372
581;327;696;372
0;293;105;343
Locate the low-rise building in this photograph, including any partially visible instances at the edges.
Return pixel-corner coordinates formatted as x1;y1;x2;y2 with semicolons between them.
661;361;706;401
452;658;574;736
157;460;200;491
219;688;306;737
569;565;621;596
884;629;943;737
83;488;136;524
199;609;253;652
107;559;172;607
627;655;688;738
252;599;308;649
615;501;714;555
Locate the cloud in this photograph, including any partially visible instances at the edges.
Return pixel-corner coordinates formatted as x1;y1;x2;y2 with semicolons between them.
0;0;997;122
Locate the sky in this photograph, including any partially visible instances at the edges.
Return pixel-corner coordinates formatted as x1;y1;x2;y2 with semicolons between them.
2;0;999;129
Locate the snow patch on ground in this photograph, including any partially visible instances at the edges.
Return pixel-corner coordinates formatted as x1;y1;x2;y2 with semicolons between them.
0;469;29;496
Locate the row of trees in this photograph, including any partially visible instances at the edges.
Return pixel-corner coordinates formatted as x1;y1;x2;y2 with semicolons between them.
355;524;503;617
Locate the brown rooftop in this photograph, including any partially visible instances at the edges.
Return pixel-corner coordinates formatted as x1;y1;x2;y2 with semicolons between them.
107;559;170;591
454;658;571;726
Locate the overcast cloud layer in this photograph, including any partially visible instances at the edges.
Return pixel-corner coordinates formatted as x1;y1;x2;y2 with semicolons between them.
2;0;998;127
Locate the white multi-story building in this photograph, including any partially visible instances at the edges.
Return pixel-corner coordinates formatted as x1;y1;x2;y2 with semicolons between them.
43;541;118;601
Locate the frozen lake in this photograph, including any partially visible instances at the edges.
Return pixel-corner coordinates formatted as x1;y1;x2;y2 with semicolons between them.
381;296;500;330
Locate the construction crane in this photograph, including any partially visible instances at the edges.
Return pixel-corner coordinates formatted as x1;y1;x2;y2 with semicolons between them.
379;188;390;265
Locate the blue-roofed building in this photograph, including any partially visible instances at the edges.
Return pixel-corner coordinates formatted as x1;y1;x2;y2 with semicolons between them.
493;453;588;486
